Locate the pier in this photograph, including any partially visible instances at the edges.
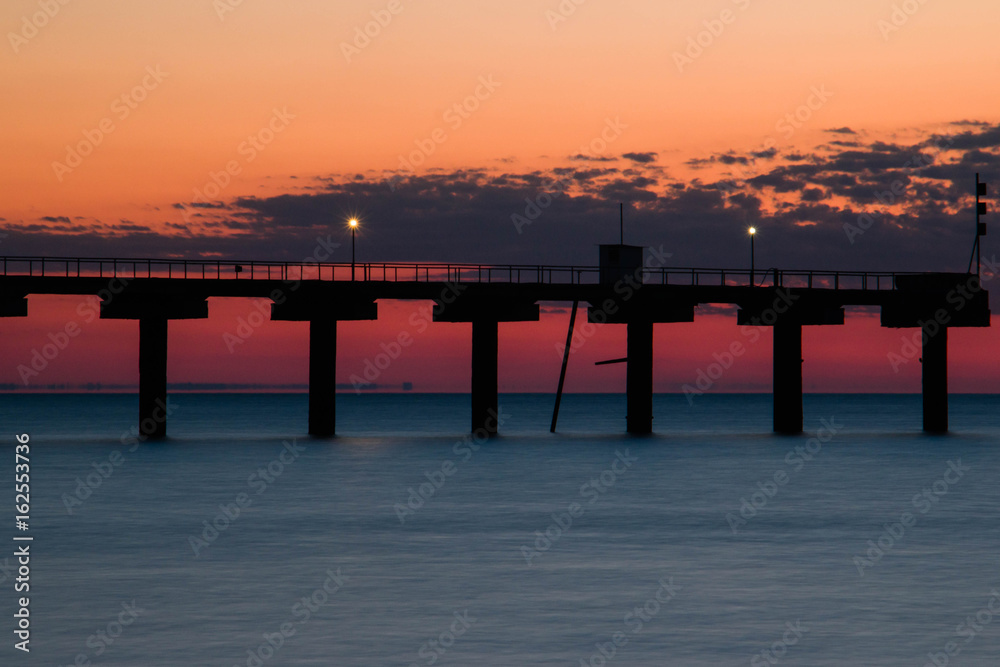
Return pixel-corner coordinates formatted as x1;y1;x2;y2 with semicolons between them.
0;252;990;437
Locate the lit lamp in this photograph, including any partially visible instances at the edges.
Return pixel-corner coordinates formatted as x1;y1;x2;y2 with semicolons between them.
748;226;757;286
348;218;359;280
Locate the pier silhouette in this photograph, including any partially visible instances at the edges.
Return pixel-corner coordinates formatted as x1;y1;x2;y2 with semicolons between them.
0;251;990;438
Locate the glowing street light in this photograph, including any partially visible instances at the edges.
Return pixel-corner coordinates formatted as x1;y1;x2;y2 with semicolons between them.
748;226;757;286
348;218;359;280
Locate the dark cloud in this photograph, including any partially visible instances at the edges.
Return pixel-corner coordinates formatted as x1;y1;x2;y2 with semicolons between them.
959;149;1000;167
801;187;827;202
571;168;620;182
925;123;1000;151
718;154;750;165
622;152;658;164
685;157;714;169
750;148;779;160
8;120;999;291
570;154;616;162
111;220;154;232
825;127;857;135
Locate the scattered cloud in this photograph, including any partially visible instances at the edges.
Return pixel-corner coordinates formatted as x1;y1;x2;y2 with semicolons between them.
622;152;659;164
8;121;999;287
570;154;617;162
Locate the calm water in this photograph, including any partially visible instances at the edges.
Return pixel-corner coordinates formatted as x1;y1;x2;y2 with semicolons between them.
1;393;999;666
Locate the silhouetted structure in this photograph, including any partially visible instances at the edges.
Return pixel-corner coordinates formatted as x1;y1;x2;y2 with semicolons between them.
0;256;989;438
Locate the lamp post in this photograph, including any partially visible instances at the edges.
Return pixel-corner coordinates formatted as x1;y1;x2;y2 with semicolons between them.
348;218;359;280
748;226;756;286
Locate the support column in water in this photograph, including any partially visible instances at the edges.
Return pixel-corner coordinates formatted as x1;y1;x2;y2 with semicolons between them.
138;317;168;440
309;318;337;437
626;320;654;434
773;319;803;434
471;319;500;436
922;324;948;434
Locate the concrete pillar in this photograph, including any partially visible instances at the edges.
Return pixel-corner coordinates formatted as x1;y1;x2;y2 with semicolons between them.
471;319;499;436
626;320;653;434
309;318;337;437
922;325;948;433
773;320;803;434
138;318;168;440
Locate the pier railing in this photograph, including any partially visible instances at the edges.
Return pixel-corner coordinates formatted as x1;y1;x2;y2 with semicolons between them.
0;256;919;290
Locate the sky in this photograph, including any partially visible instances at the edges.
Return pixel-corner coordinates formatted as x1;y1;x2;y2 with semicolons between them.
2;0;1000;393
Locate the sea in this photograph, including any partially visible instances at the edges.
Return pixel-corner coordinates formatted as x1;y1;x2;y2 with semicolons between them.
1;392;998;666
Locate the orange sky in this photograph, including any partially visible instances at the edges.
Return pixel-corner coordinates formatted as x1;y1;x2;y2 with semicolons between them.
4;0;1000;220
2;0;1000;392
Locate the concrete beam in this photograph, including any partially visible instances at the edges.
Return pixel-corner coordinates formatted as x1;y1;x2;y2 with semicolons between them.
270;300;375;438
589;302;694;325
587;292;695;325
736;298;840;434
101;297;208;320
0;298;28;318
430;298;536;436
99;296;207;440
432;300;539;323
271;299;377;322
737;302;845;327
882;273;990;328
